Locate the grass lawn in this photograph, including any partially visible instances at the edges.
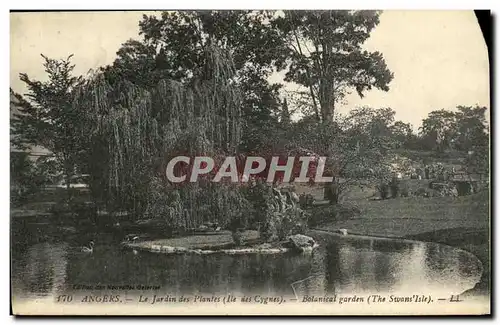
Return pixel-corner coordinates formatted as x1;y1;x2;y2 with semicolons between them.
317;191;489;237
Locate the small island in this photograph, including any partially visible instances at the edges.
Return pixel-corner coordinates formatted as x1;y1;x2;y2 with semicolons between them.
122;231;318;255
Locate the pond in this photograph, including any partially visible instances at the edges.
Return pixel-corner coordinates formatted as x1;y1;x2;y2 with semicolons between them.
11;223;482;305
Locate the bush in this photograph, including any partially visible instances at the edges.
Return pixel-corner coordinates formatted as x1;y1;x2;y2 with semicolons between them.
276;208;309;240
142;178;253;233
376;183;391;199
141;179;309;243
231;230;243;246
244;183;309;242
389;178;400;198
10;153;48;206
260;212;279;242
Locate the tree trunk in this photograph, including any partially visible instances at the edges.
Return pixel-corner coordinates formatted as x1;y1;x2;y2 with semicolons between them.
291;27;320;122
63;157;73;202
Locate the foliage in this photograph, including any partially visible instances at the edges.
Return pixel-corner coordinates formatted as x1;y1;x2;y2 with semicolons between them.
465;144;489;180
419;109;458;152
11;55;85;198
376;182;391;199
74;45;243;217
12;11;490;246
105;11;286;153
143;178;253;233
419;106;489;153
10;153;41;205
390;121;414;148
273;10;394;122
454;106;489;152
285;106;398;204
243;180;308;241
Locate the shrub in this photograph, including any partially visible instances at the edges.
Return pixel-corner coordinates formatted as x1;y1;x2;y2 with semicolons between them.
389;178;400;198
10;153;49;206
414;187;428;197
231;230;243;246
244;182;309;242
376;183;391;199
260;211;279;242
142;178;253;233
276;208;309;240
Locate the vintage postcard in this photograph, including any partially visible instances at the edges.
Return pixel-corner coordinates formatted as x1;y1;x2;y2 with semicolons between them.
10;10;490;316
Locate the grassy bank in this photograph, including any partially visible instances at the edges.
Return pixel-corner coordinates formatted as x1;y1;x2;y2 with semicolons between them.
317;191;488;237
317;190;490;296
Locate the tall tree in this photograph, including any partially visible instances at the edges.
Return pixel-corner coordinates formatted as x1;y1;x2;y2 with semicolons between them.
103;11;287;152
74;45;245;217
288;107;397;203
11;55;84;198
419;109;457;152
454;106;489;180
454;105;488;152
274;10;394;122
391;121;413;148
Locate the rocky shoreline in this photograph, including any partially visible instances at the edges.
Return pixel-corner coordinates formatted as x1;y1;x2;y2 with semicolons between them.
122;233;319;255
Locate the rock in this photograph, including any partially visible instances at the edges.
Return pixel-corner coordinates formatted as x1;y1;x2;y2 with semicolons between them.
287;234;317;252
161;246;176;253
337;229;348;236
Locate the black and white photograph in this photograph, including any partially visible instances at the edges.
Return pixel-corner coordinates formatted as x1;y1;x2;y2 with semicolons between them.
9;9;491;315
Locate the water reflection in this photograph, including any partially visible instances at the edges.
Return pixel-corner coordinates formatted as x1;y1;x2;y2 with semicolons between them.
11;228;482;302
11;242;69;301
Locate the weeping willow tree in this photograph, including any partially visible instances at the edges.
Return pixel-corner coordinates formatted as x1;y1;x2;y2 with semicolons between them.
73;45;247;228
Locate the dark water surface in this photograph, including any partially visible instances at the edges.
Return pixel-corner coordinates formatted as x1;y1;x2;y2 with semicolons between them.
11;223;482;303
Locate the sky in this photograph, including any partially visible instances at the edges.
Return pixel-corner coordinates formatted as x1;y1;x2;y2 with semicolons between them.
10;10;489;130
